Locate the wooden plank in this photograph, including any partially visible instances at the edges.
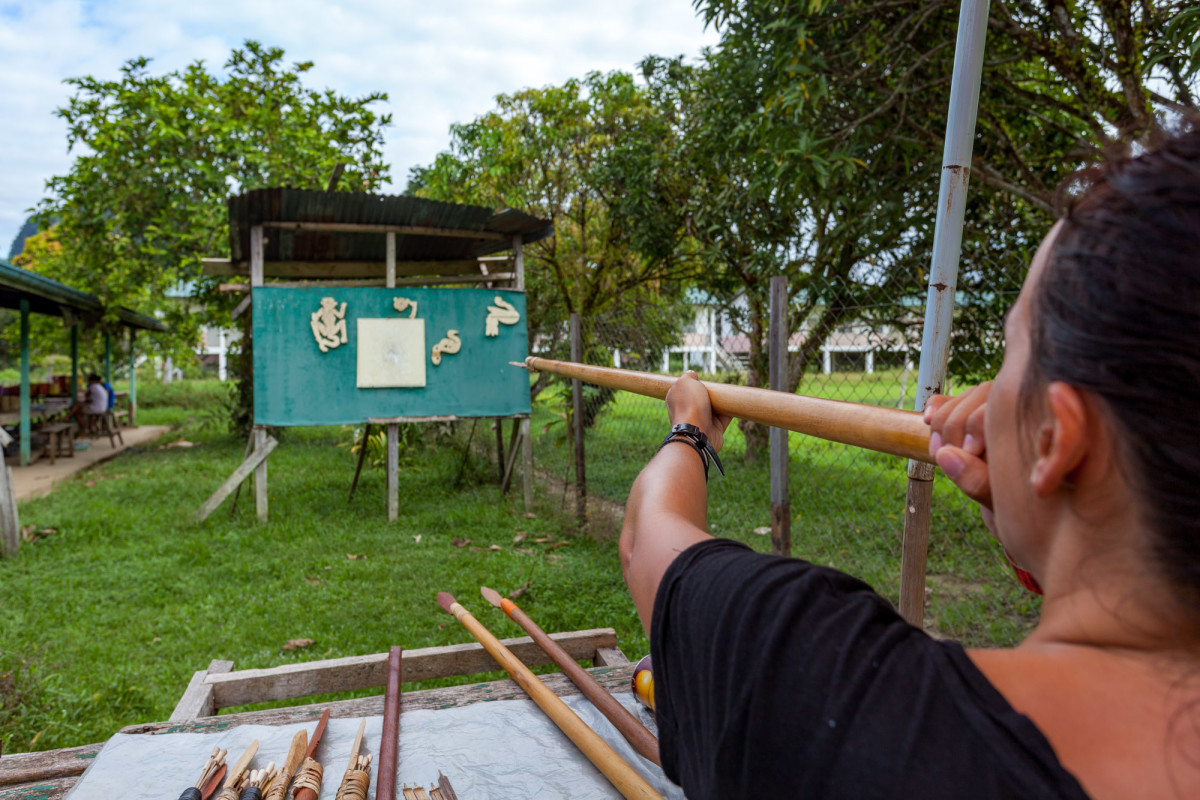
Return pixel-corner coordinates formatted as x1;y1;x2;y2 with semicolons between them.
386;231;396;288
593;646;631;667
205;628;618;710
367;415;458;425
260;220;508;241
121;662;635;735
570;313;586;530
169;659;234;722
0;775;76;799
0;743;101;787
250;226;264;287
203;260;496;280
520;416;533;512
221;275;517;289
512;234;524;292
193;436;278;523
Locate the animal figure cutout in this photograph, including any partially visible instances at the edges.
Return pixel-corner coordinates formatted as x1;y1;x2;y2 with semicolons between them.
393;297;419;319
485;296;520;337
431;330;462;366
311;297;348;353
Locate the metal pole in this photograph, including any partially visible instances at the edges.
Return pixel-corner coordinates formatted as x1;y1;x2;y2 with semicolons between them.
899;0;990;626
768;276;792;557
19;300;30;466
70;324;79;400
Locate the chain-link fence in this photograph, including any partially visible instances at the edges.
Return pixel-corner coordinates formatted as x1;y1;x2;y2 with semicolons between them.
529;282;1039;648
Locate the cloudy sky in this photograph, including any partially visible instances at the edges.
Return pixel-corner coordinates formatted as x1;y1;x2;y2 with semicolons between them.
0;0;719;254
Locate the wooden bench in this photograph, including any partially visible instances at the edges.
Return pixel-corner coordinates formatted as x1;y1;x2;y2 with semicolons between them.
92;411;124;448
38;423;75;466
0;628;636;798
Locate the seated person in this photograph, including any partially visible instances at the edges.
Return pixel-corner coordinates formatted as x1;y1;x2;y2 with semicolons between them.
620;124;1200;799
70;373;109;433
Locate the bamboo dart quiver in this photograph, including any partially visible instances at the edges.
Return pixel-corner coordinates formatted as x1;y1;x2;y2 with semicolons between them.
335;755;373;800
291;757;324;800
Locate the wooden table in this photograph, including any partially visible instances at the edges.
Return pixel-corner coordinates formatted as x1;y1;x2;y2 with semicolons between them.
0;629;640;799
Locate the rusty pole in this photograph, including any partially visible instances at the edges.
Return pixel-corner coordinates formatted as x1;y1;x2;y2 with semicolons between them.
899;0;990;626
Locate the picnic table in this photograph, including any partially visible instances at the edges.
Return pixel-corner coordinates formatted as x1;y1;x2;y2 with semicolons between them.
0;398;72;428
0;628;677;800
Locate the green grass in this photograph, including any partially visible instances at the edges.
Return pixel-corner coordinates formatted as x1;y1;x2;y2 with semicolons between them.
1;384;642;753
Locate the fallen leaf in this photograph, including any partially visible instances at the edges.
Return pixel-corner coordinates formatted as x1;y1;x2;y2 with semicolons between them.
523;512;538;519
282;638;314;651
753;526;771;536
153;637;162;643
546;554;563;562
412;534;422;543
533;537;554;544
512;532;528;543
346;553;359;560
84;480;96;488
304;576;322;585
167;440;197;448
510;581;531;599
546;541;569;551
489;544;503;551
324;565;333;570
452;537;472;548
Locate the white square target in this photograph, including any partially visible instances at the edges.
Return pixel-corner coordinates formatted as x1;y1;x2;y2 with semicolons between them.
356;318;427;388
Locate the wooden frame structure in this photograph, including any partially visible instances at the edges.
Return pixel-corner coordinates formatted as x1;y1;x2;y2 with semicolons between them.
0;629;633;798
196;190;551;523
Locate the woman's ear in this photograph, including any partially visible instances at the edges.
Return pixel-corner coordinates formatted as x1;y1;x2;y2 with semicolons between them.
1030;382;1090;497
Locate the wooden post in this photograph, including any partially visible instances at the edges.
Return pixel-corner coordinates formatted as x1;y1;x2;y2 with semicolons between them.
768;276;791;557
128;328;137;425
512;234;524;292
70;324;78;401
1;465;19;558
387;422;399;522
19;299;30;466
521;416;533;512
250;224;268;523
254;426;269;523
385;232;400;522
570;313;586;531
494;419;506;483
899;462;935;624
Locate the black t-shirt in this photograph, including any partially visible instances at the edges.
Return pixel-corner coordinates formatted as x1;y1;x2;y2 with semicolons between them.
650;538;1091;799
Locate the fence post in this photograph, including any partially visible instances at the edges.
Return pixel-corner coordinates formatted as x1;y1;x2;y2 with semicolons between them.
899;0;990;625
570;313;587;531
768;276;791;557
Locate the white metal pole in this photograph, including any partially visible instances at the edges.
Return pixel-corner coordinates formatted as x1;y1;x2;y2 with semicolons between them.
899;0;990;625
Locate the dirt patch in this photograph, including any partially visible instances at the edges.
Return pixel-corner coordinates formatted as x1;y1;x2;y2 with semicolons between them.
535;468;626;540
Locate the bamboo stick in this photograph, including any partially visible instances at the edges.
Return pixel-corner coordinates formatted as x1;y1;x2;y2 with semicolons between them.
481;586;660;766
437;593;663;800
519;357;934;463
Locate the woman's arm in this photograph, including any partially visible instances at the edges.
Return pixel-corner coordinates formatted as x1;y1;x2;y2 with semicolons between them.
620;371;732;635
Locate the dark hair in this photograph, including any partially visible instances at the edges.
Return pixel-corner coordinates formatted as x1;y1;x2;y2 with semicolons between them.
87;373;102;382
1024;120;1200;608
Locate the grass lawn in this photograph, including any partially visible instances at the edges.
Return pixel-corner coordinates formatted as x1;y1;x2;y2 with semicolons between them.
1;380;642;752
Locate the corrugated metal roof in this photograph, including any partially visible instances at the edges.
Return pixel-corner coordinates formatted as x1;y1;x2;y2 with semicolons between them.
228;189;553;267
0;259;169;332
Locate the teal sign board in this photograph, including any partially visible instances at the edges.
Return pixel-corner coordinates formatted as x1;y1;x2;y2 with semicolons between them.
253;286;530;426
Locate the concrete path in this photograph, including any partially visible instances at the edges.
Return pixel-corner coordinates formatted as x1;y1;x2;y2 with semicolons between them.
10;425;172;502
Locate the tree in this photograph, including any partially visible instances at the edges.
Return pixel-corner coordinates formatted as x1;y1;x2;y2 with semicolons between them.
408;72;697;403
30;41;391;365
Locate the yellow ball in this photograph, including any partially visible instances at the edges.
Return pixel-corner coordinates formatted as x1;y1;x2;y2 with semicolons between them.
634;669;655;711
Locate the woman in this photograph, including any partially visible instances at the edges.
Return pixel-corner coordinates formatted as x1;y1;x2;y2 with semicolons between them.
619;126;1200;799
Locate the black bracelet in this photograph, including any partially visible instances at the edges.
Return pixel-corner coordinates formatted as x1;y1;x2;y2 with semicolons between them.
656;423;725;480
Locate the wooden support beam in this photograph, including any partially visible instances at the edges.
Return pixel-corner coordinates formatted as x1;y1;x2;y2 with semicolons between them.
387;422;399;522
254;427;269;523
260;220;509;241
169;659;235;721
18;299;29;466
769;275;791;558
1;466;20;559
204;628;619;711
194;434;279;522
521;416;533;511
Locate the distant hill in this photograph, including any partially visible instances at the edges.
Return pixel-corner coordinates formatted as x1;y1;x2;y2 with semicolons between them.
7;215;38;260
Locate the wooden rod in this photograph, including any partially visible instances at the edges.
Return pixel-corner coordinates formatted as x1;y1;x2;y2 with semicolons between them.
260;220;508;241
437;593;662;800
482;587;660;766
521;357;934;464
377;646;402;800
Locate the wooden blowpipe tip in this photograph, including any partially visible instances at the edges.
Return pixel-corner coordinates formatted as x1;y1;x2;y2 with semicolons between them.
480;585;504;608
436;591;457;613
508;360;531;370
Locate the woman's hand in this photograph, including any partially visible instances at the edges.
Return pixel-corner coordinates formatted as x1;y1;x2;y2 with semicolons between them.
665;370;733;453
925;383;995;531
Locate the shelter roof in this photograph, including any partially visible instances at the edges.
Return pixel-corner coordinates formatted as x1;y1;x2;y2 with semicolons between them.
0;258;169;332
215;189;553;280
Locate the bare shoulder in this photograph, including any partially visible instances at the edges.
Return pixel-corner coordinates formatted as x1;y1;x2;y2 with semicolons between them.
968;647;1200;800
